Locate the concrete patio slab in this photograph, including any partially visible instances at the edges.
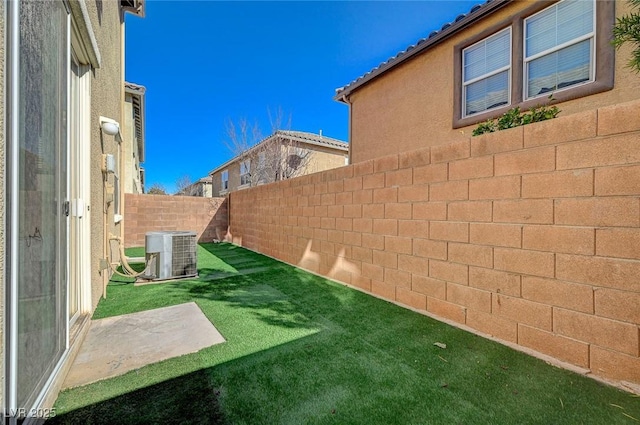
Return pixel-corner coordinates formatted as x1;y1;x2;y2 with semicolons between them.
63;302;225;389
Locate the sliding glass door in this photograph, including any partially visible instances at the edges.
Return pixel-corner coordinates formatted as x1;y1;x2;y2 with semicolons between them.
7;0;69;411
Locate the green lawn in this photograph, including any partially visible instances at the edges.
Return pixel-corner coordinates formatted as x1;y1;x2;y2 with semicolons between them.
51;243;640;424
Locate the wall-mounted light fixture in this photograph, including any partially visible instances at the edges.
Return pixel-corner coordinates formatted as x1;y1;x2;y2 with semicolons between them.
99;116;120;136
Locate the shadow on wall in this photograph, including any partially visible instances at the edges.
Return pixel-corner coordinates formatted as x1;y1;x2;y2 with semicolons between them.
200;197;229;244
296;240;361;285
225;229;363;292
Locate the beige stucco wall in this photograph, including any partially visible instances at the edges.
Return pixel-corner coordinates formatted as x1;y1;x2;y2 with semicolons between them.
305;145;348;174
84;1;124;309
212;161;241;196
348;0;640;163
202;182;212;197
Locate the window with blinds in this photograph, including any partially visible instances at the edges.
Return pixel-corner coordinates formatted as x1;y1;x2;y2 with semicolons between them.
463;27;511;117
454;0;610;128
524;0;594;99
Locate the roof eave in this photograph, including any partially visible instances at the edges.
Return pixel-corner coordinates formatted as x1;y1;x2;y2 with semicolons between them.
122;0;145;18
125;82;146;162
334;0;512;103
278;133;349;152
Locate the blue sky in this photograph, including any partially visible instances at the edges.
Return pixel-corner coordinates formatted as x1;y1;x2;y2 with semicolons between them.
125;1;478;193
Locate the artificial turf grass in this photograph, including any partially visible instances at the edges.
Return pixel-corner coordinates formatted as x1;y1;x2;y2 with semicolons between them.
52;243;640;424
49;370;225;425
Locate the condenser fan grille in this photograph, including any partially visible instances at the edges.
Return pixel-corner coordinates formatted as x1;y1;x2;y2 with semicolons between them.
172;235;197;277
143;231;198;280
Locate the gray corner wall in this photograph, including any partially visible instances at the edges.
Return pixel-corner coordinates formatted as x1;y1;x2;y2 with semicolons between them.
84;0;124;309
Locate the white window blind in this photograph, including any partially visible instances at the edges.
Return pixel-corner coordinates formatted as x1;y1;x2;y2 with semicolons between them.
463;27;511;117
524;0;594;99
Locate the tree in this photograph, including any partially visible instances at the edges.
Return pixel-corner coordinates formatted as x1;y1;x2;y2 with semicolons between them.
224;108;312;187
613;0;640;72
174;175;193;195
146;183;168;195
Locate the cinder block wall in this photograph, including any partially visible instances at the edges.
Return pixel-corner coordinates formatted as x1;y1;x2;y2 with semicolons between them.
229;99;640;389
124;194;228;248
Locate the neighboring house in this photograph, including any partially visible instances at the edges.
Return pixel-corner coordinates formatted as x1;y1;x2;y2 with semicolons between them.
335;0;640;163
123;82;146;194
1;0;144;416
178;177;214;197
210;130;349;196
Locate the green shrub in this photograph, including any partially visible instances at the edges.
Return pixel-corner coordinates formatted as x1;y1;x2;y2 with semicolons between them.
497;107;523;130
471;97;560;136
613;0;640;73
471;119;497;136
522;104;560;125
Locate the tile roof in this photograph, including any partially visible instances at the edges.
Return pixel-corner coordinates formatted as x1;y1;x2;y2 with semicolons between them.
334;0;511;101
273;130;349;151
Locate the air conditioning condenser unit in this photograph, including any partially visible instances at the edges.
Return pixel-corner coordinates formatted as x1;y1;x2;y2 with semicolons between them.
143;231;198;280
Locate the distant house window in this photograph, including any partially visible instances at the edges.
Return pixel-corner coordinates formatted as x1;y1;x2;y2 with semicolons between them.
221;170;228;191
462;27;511;117
524;0;594;99
453;0;613;128
240;160;250;186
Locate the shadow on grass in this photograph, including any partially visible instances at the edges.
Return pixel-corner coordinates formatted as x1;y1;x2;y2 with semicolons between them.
56;243;640;425
100;243;323;330
188;269;319;330
178;242;332;331
48;370;226;425
50;323;640;425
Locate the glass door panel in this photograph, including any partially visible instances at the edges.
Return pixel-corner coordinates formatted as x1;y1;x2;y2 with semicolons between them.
15;0;68;409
